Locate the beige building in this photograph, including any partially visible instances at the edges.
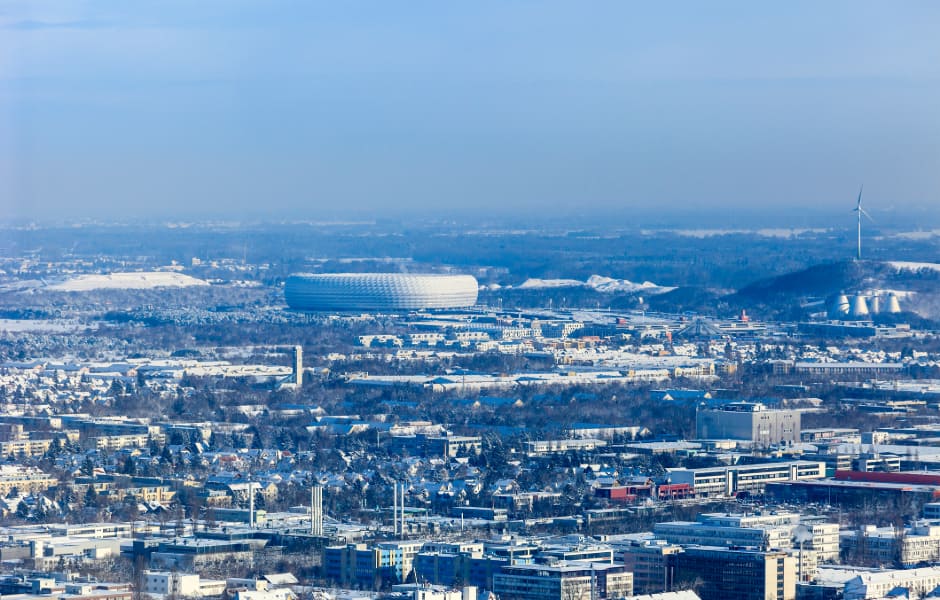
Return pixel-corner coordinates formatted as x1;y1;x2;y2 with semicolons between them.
142;571;200;597
0;438;53;458
92;432;165;451
121;485;176;504
0;465;58;496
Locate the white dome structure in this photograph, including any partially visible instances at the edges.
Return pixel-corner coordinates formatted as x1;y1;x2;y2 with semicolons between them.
285;273;479;312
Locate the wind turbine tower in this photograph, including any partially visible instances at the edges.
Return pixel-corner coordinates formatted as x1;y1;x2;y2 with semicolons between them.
853;185;873;261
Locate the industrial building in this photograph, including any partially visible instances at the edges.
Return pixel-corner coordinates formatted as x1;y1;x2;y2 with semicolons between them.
284;273;479;312
827;292;902;320
666;461;826;498
765;479;940;508
695;402;801;445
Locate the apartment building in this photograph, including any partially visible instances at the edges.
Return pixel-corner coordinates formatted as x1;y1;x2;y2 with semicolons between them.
0;465;58;496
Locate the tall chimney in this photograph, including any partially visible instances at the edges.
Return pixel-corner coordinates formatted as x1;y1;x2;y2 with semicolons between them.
310;485;323;536
400;483;406;537
393;482;398;535
249;482;255;528
294;345;303;387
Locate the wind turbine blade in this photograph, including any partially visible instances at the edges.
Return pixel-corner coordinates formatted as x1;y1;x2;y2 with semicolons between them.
859;207;874;222
857;185;864;207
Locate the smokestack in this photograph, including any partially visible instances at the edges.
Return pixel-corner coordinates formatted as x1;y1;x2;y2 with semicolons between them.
310;485;323;536
294;345;303;387
249;482;255;529
393;482;398;535
400;483;406;537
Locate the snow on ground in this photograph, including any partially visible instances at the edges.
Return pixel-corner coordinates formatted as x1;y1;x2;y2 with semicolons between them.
893;230;940;240
887;261;940;274
516;275;675;294
869;289;918;299
518;278;583;289
0;279;44;293
648;228;827;238
46;271;210;291
585;275;672;293
0;319;93;333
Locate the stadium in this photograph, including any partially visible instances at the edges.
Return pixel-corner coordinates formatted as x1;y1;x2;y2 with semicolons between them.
285;273;479;312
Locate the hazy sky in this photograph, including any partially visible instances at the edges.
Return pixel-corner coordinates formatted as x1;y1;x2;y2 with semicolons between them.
1;1;939;223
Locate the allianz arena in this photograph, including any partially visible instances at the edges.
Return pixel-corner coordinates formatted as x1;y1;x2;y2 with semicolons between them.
285;273;479;312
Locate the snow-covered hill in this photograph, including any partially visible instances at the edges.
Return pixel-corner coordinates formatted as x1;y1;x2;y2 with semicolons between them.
46;272;210;291
517;275;674;295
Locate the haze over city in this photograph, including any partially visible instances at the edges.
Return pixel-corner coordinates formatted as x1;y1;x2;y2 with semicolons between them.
4;6;940;600
2;1;939;223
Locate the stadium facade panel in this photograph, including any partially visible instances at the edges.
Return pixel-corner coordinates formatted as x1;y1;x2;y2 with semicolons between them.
285;273;479;311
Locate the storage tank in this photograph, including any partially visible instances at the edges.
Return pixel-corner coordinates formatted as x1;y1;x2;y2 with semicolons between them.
849;295;869;318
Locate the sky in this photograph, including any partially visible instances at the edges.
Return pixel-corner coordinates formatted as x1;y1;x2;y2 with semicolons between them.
1;1;939;224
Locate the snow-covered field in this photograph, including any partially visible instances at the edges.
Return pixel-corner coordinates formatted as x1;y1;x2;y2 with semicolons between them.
647;228;827;239
46;272;210;291
887;261;940;274
893;230;940;240
0;279;44;293
518;278;583;289
0;319;92;333
517;275;674;294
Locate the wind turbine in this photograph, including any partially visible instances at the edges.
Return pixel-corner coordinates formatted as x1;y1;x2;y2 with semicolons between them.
853;185;873;261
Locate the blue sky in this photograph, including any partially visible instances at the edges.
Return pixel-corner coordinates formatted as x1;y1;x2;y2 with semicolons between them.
1;1;938;223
